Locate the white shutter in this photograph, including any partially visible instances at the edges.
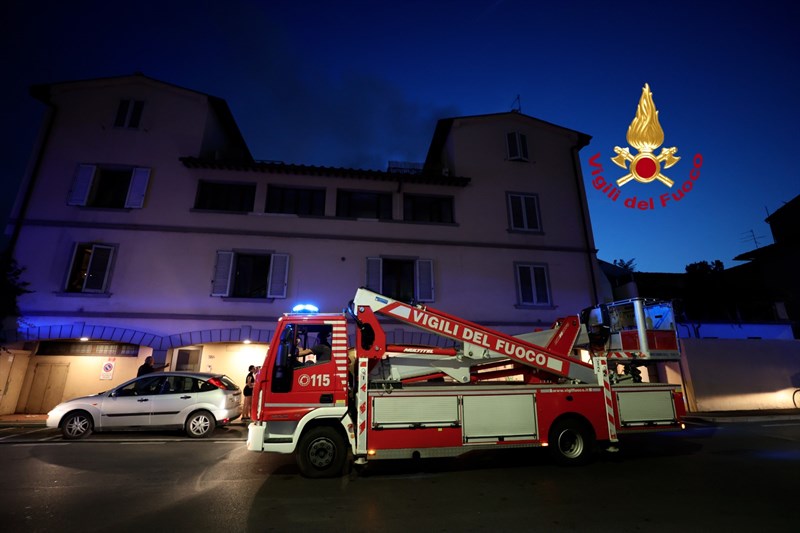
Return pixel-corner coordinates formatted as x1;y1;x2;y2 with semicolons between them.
67;165;96;206
267;253;289;299
124;167;151;208
415;259;435;302
83;245;114;293
365;257;382;293
211;251;234;296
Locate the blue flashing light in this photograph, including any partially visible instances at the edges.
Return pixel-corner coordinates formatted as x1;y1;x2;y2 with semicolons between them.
292;304;319;313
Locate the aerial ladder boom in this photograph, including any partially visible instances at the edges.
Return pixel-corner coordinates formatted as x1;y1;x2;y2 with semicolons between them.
351;288;598;384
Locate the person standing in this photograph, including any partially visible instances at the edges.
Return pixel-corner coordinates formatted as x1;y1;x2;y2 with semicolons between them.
242;365;255;420
137;356;156;377
137;356;167;377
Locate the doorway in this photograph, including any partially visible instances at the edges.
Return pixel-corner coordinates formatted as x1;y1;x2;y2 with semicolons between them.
175;349;201;372
25;363;69;414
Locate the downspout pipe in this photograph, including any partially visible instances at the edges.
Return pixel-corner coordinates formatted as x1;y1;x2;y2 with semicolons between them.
6;88;57;258
571;138;600;306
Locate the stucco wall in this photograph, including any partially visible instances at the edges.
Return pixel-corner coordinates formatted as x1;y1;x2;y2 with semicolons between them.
681;338;800;411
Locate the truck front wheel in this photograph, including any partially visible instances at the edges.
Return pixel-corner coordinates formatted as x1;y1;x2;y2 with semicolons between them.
296;426;347;478
548;418;595;466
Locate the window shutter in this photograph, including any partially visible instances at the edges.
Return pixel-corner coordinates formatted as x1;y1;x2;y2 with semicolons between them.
415;259;435;302
67;165;96;206
519;133;529;160
211;251;234;296
506;132;519;160
124;167;151;208
267;253;290;299
365;257;382;293
533;266;550;305
83;245;114;293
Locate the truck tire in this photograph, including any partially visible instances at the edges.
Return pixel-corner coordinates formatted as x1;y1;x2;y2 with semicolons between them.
548;418;595;466
296;426;347;478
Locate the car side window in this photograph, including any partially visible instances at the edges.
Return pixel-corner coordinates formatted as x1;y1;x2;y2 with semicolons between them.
134;376;165;395
198;379;217;392
117;376;163;396
175;377;198;393
158;376;176;394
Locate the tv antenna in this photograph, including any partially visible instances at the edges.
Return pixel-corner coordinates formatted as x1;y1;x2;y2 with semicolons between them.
740;229;765;248
510;94;522;113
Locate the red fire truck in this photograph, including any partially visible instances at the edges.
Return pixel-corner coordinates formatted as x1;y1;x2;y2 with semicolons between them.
247;288;685;477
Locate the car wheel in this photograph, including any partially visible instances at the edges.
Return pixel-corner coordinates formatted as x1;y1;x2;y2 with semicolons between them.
185;410;216;438
548;418;595;466
296;426;347;478
62;411;93;440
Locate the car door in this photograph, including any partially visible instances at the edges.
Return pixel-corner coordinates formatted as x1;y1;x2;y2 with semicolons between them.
100;375;163;428
149;376;198;428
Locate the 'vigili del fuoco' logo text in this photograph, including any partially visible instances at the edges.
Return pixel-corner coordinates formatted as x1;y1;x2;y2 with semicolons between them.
589;83;703;210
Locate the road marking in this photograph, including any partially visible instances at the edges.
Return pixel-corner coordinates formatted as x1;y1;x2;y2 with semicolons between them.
11;442;69;447
762;422;800;427
0;427;59;441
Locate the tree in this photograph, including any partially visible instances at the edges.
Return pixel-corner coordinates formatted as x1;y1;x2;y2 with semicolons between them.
613;258;637;272
683;259;727;321
0;252;31;342
684;259;724;274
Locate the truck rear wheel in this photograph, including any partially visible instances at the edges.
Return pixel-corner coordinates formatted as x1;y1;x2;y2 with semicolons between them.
548;418;595;466
296;426;347;478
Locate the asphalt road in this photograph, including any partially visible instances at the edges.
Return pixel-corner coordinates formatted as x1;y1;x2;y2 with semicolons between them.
1;421;798;532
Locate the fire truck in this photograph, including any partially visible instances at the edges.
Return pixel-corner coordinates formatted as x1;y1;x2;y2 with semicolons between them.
246;288;685;478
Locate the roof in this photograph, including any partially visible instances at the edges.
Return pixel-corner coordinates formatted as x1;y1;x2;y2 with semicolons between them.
30;72;215;103
734;243;778;261
179;157;472;187
765;193;800;223
423;111;592;169
30;73;253;161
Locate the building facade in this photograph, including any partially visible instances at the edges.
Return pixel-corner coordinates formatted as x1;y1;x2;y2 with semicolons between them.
1;74;608;415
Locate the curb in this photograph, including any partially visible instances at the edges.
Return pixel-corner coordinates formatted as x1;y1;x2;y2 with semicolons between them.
0;418;251;428
684;415;800;425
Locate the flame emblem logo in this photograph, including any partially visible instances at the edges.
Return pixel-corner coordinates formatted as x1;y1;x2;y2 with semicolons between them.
612;84;679;187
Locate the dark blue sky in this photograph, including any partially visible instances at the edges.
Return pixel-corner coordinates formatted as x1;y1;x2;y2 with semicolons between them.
3;1;798;272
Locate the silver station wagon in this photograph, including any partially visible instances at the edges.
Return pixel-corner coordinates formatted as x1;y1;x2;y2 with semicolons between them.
47;372;242;439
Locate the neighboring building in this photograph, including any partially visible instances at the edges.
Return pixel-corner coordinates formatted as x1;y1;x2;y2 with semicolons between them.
600;189;800;340
731;193;800;338
1;73;607;415
600;260;795;341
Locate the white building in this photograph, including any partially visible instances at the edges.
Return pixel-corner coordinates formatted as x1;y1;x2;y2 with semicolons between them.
1;74;609;415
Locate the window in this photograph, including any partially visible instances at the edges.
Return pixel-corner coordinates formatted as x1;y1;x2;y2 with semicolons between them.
515;263;551;306
403;194;455;223
37;341;138;356
114;99;144;129
336;190;392;219
211;251;289;299
266;185;325;216
365;257;434;303
507;193;542;232
506;131;529;161
67;165;150;208
194;180;256;213
65;243;115;293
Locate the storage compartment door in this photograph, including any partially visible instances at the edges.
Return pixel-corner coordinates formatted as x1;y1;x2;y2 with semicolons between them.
372;396;459;429
617;390;677;425
462;394;537;443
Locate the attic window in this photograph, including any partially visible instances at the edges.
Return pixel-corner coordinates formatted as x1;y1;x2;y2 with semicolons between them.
114;99;144;128
506;131;529;161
